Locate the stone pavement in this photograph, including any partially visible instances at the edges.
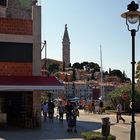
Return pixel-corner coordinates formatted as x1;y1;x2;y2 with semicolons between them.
0;110;139;140
0;110;102;140
0;116;87;140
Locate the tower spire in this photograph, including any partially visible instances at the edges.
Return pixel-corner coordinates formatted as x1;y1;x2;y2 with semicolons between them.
63;24;70;43
62;24;70;69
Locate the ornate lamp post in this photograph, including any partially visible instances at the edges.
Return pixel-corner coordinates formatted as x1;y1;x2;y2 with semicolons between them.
121;1;140;140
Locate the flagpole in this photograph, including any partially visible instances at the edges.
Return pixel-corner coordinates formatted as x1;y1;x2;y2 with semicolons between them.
100;45;104;101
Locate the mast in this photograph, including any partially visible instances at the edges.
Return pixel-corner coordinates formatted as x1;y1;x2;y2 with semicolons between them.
100;45;104;101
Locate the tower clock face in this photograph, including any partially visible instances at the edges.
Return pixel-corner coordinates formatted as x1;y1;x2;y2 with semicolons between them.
19;0;31;8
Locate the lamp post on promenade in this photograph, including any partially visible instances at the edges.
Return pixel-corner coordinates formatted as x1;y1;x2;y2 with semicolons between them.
121;1;140;140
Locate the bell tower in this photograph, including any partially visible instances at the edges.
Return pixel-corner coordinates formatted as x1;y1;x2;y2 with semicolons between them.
62;24;70;69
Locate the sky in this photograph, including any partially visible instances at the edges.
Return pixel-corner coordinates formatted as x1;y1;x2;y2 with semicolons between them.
39;0;140;79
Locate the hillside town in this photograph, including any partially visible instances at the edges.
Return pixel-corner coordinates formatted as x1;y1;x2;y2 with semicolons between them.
41;25;131;103
1;1;140;140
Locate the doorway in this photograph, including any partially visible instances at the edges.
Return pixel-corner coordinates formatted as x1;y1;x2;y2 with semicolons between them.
0;91;33;128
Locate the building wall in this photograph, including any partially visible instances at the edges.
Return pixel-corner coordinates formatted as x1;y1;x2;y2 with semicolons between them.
59;72;72;82
32;5;41;76
63;43;70;68
0;18;32;35
6;0;32;19
0;2;42;128
33;91;41;127
92;87;100;100
0;18;33;76
64;82;92;100
0;62;32;76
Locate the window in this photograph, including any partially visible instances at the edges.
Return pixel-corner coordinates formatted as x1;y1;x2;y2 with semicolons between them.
0;0;7;7
0;42;33;62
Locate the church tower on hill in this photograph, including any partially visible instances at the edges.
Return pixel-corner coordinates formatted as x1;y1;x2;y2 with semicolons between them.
62;24;70;69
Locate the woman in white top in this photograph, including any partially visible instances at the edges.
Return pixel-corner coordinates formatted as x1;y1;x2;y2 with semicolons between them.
42;101;48;120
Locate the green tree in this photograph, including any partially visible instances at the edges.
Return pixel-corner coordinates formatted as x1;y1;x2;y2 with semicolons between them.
48;63;59;74
111;69;123;78
72;68;76;81
41;91;53;102
104;71;109;75
89;62;100;72
72;61;100;72
54;72;60;78
110;69;128;82
106;84;131;111
106;84;140;112
72;62;83;69
81;61;88;69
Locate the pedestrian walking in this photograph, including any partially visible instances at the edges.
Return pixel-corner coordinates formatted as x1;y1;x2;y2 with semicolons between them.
129;100;132;115
65;100;74;122
57;101;65;121
116;103;125;123
48;100;55;120
92;100;95;113
99;100;104;114
94;100;100;113
65;101;78;132
42;101;48;120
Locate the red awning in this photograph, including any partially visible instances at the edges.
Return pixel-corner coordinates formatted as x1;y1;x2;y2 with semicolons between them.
0;76;64;91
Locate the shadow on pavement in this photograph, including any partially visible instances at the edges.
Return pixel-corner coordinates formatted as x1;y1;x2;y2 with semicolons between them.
0;117;102;140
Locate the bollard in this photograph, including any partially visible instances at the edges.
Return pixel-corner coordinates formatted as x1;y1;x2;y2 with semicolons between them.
101;117;110;137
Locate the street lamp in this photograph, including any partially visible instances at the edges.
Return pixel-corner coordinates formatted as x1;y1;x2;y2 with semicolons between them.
121;1;140;140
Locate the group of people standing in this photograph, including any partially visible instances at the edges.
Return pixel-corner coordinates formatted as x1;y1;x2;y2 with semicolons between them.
42;99;127;125
84;100;126;124
42;100;79;122
84;99;104;114
41;100;55;120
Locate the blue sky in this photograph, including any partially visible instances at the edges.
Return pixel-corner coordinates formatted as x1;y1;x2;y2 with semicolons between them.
40;0;140;79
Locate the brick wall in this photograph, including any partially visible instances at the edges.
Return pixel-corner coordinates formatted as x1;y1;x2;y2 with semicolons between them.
33;91;41;127
0;17;32;35
0;62;32;76
33;91;41;114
